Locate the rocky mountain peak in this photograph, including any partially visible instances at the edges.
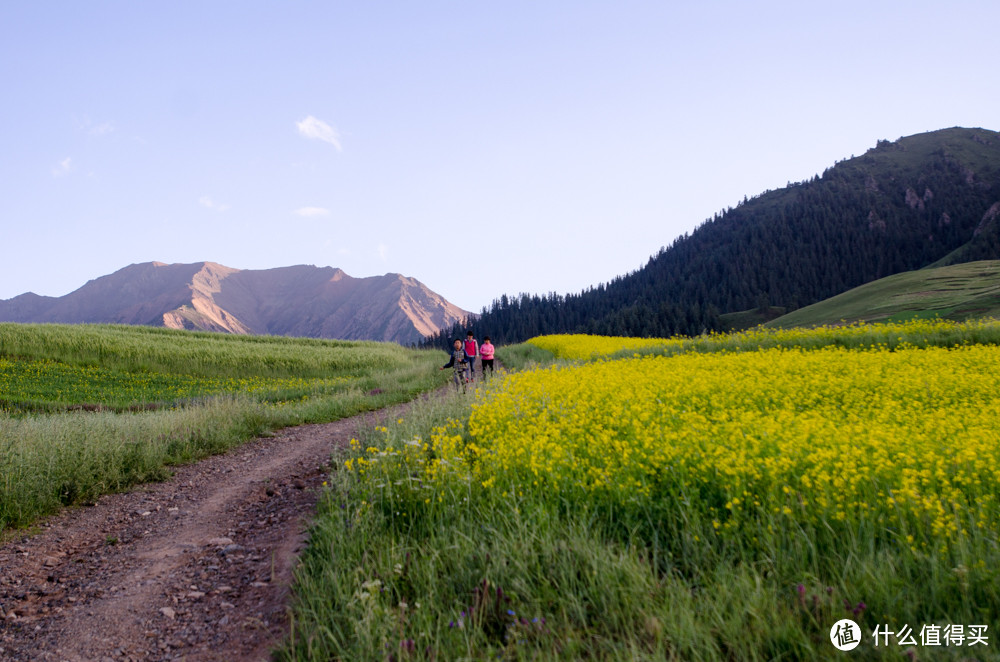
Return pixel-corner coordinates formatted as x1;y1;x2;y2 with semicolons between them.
0;262;470;345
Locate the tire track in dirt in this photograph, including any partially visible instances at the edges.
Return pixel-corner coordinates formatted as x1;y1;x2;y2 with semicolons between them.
0;397;424;661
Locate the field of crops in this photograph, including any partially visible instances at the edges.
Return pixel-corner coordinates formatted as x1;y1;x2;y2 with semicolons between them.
0;357;350;412
526;317;1000;360
0;323;448;531
284;319;1000;661
463;345;1000;552
0;323;410;379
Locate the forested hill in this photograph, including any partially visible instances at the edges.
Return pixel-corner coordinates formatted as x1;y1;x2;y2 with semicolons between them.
427;127;1000;345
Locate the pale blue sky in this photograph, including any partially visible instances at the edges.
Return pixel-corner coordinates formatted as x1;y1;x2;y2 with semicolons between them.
2;1;998;313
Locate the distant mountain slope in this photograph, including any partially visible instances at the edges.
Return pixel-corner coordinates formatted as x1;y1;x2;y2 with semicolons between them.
0;262;469;345
430;127;1000;344
766;260;1000;328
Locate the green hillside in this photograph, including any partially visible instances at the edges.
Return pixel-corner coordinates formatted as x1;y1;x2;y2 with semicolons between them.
429;127;1000;344
767;260;1000;328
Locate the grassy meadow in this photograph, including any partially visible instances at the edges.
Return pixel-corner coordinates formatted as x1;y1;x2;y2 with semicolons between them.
767;260;1000;329
282;319;1000;661
0;323;449;532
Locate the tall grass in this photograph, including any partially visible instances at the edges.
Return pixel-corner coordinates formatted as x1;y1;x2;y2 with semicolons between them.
494;342;557;371
0;396;269;525
0;324;451;532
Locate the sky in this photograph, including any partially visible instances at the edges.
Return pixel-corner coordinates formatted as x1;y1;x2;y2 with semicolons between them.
2;1;999;314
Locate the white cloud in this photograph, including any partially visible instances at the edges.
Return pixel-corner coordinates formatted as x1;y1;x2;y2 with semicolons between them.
377;243;388;262
199;195;230;212
51;157;72;177
296;115;342;151
295;206;331;218
89;121;115;136
73;116;115;136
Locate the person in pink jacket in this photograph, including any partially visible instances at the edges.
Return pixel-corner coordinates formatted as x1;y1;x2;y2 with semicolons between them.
480;336;495;377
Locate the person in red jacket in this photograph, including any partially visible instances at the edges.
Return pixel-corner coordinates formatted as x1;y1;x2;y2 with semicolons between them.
463;331;478;383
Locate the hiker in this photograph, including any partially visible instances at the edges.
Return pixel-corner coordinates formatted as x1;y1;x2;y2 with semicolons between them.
440;339;468;392
463;331;479;383
480;336;496;377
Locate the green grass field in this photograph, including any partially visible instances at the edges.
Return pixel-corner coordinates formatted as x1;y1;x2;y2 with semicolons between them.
0;323;449;532
0;323;411;379
0;356;356;413
766;260;1000;329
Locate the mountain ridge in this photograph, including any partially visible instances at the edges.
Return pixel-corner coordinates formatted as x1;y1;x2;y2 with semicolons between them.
430;126;1000;344
0;262;469;345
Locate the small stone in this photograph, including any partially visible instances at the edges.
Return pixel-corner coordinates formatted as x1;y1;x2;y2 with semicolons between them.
186;591;205;599
159;607;176;620
206;537;233;547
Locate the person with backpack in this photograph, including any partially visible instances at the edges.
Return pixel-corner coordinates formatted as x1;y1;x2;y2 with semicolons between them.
440;339;469;393
463;331;479;383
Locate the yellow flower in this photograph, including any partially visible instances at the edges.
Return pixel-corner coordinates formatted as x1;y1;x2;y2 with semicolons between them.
344;319;1000;556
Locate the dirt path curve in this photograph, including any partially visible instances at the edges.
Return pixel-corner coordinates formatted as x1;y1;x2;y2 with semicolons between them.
0;396;425;661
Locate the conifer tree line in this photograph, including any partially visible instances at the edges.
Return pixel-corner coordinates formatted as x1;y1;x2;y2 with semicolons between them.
424;128;1000;347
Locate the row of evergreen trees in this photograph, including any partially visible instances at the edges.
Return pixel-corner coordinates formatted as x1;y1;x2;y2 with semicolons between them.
424;129;1000;348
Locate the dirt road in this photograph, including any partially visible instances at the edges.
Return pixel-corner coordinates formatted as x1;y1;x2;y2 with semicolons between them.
0;399;416;661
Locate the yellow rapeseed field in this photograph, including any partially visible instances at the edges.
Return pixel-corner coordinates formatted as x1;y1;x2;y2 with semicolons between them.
527;317;1000;359
413;341;1000;553
526;333;684;359
341;321;1000;560
323;322;1000;659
